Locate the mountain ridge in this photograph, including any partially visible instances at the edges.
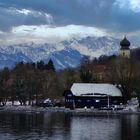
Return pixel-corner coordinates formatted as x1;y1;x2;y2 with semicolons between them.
0;36;135;69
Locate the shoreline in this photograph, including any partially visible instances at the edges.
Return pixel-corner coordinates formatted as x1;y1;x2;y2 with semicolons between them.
0;105;140;115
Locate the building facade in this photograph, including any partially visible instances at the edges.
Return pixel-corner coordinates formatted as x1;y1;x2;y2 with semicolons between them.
64;83;123;109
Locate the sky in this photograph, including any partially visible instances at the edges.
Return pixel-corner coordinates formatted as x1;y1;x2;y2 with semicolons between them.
0;0;140;45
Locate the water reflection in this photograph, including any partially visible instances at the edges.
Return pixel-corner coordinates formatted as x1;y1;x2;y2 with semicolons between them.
0;112;139;140
121;115;140;140
70;116;121;140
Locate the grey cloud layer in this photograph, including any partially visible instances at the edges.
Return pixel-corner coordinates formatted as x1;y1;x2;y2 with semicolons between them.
0;0;140;33
0;6;53;31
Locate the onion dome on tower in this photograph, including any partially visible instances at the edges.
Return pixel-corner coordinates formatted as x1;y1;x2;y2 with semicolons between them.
120;36;130;50
120;36;131;58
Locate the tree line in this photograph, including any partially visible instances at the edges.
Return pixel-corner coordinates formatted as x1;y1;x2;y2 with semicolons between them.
0;59;59;106
0;51;140;106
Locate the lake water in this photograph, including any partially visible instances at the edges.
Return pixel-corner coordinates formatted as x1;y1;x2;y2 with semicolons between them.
0;112;139;140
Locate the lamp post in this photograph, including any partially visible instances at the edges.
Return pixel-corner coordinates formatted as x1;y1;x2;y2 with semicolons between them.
107;95;110;108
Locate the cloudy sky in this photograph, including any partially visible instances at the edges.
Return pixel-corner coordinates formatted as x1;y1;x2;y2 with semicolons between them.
0;0;140;45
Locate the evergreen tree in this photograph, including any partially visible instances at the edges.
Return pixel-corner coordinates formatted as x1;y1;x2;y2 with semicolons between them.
47;59;55;71
0;67;10;106
37;60;45;70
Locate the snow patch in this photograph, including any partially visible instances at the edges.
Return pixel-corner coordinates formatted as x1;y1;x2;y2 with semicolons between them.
71;83;122;97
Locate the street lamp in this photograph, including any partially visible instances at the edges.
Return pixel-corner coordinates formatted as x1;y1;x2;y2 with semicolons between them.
107;95;110;108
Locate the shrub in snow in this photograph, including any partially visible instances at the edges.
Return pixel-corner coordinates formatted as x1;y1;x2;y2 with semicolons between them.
124;98;139;111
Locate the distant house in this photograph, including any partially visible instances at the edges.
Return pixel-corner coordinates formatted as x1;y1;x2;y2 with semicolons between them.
64;83;123;109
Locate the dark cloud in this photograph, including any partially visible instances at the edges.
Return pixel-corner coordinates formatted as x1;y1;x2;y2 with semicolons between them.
0;6;52;31
0;0;140;33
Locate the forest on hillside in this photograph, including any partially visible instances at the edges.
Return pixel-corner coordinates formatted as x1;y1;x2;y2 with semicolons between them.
0;48;140;106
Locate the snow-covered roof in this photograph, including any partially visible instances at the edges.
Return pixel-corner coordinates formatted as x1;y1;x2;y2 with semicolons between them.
71;83;122;97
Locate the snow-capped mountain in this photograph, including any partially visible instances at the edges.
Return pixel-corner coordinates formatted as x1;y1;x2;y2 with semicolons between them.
0;36;122;69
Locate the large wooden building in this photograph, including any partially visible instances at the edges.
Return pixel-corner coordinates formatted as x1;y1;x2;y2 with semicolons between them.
64;83;123;109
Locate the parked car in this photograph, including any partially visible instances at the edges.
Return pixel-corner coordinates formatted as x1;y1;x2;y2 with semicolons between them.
37;98;61;107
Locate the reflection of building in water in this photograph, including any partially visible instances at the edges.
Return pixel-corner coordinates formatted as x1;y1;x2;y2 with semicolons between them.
121;115;140;140
70;116;121;140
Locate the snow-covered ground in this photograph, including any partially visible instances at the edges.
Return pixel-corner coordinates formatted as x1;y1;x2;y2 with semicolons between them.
6;101;21;106
0;97;139;114
123;98;139;112
0;105;139;115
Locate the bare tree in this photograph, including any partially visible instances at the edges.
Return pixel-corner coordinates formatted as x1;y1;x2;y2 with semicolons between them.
109;57;138;103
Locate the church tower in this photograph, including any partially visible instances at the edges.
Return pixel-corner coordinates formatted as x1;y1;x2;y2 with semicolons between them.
120;36;130;58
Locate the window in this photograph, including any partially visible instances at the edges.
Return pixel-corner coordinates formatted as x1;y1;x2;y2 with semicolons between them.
96;100;100;103
78;100;82;102
67;94;72;97
113;100;118;103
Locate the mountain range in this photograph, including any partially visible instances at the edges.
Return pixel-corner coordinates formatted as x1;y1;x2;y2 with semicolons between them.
0;36;134;70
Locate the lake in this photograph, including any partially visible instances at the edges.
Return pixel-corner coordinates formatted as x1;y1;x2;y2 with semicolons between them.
0;112;139;140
